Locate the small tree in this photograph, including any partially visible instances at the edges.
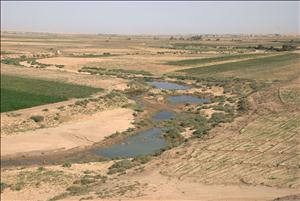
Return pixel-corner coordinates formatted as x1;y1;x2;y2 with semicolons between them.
237;98;249;112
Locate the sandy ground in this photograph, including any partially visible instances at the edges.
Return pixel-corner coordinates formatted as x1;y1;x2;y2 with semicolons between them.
1;157;299;201
1;108;134;156
1;64;128;90
36;57;114;67
1;161;115;201
2;160;298;201
120;170;299;201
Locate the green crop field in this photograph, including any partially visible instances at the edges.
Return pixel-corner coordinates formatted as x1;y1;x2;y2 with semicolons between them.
166;53;265;66
1;75;103;112
178;53;300;80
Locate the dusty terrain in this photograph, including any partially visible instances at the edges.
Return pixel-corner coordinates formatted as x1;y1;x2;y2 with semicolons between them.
1;32;299;201
1;78;299;201
1;108;134;156
1;64;128;90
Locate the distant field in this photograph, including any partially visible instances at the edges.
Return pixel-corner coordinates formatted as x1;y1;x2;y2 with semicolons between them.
1;75;103;112
178;53;300;80
166;53;265;66
68;53;117;58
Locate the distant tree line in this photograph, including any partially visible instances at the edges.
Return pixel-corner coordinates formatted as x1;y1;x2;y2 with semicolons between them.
169;35;203;41
254;44;297;51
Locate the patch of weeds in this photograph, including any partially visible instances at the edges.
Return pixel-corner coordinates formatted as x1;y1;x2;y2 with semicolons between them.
55;64;64;68
10;182;25;191
237;97;250;113
192;125;211;138
108;159;134;175
66;185;90;196
62;162;72;168
83;170;94;174
123;103;144;112
75;99;89;107
79;196;94;201
30;115;44;122
57;106;65;111
73;174;107;186
37;166;46;171
79;66;152;78
209;112;234;127
268;176;277;180
74;176;96;185
0;182;10;193
133;155;152;164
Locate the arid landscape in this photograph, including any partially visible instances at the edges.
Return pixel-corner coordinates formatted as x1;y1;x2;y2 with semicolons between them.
1;31;299;201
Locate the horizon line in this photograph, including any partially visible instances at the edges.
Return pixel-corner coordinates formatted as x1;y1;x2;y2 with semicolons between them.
2;30;299;37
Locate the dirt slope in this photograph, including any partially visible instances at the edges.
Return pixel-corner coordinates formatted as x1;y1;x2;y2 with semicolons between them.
1;108;134;156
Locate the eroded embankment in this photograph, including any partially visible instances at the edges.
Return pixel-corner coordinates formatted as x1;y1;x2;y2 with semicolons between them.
1;108;134;156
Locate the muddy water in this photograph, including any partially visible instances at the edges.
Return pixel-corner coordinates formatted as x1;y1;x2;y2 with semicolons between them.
169;95;210;104
92;128;165;158
147;81;191;90
153;111;174;121
2;81;210;166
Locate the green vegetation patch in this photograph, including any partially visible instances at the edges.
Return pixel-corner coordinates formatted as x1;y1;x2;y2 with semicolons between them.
1;57;23;66
79;67;152;77
1;75;103;112
166;53;264;66
1;51;15;55
179;53;300;80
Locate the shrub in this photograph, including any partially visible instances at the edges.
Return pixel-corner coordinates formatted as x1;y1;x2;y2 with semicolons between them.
37;166;46;171
62;162;72;168
76;176;96;185
11;182;24;191
30;115;44;122
193;125;210;138
132;104;144;112
209;112;234;127
237;98;249;112
209;112;227;126
56;64;64;68
0;182;9;193
108;160;133;174
133;156;151;164
66;185;89;196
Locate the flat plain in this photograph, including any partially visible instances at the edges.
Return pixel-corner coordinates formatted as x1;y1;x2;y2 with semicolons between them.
0;32;299;201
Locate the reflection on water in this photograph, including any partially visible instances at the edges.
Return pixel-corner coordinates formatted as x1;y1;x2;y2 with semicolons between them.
169;95;210;104
153;111;174;121
93;128;165;158
147;81;191;90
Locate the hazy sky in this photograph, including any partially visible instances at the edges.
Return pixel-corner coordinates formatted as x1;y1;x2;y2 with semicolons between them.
1;1;299;35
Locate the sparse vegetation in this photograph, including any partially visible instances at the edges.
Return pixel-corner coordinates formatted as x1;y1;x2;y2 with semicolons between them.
166;53;264;66
30;115;44;122
79;67;153;78
69;52;114;58
108;159;134;174
1;32;299;201
62;162;72;168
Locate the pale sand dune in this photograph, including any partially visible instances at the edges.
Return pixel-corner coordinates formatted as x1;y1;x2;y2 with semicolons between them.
1;108;134;156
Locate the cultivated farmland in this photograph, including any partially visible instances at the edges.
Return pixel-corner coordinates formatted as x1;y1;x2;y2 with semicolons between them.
1;75;103;112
